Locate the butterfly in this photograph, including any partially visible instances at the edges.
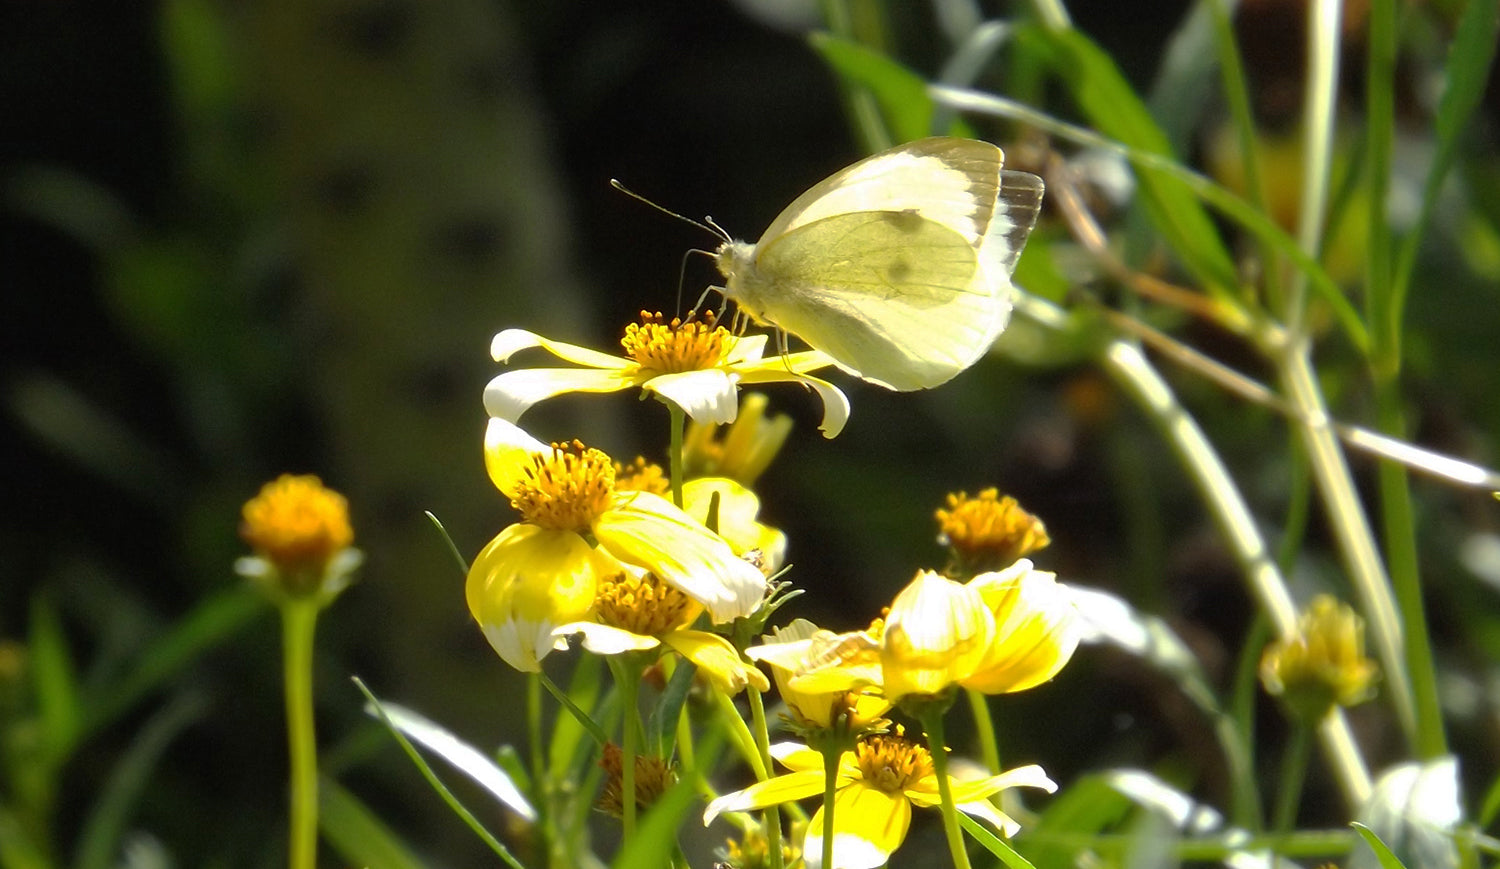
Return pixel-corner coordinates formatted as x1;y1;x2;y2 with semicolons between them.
713;137;1044;391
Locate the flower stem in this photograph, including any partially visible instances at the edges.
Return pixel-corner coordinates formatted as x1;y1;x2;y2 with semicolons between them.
616;662;641;842
745;685;785;869
1272;721;1313;833
669;404;686;509
819;743;839;869
281;599;320;869
916;707;972;869
966;688;1002;775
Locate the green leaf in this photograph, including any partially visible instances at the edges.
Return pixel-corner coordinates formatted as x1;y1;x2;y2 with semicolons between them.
75;693;206;869
1014;24;1241;296
82;587;264;742
609;775;699;869
1352;822;1412;869
956;812;1037;869
320;779;428;869
27;596;79;765
1023;774;1133;869
647;660;696;757
809;33;971;142
366;700;536;822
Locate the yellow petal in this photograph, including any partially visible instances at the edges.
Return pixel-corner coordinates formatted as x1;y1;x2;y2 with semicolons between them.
880;570;995;700
662;630;770;695
482;418;549;498
962;563;1081;694
702;768;826;824
491;328;633;370
465;524;607;671
682;478;786;568
804;783;911;869
594;491;767;623
736;367;849;438
484;367;639;423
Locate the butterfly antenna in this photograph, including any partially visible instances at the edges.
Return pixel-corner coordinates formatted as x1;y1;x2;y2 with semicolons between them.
610;179;727;240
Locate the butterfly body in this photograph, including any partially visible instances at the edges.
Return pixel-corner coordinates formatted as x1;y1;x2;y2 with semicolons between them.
714;137;1044;391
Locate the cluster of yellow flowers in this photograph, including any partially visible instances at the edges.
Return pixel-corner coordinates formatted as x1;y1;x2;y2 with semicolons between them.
466;312;1085;868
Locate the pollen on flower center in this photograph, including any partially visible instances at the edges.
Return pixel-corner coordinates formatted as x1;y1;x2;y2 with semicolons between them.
240;474;353;571
936;488;1050;568
511;441;615;531
594;570;695;636
854;727;933;793
620;311;731;373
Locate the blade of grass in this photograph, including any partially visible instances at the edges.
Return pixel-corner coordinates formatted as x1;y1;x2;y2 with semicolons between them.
320;779;427;869
27;597;79;767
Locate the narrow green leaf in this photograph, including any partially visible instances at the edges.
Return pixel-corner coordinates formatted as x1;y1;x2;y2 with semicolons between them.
647;661;696;757
1352;822;1412;869
1391;0;1500;321
0;808;53;869
320;779;427;869
27;596;79;764
75;693;206;869
956;812;1037;869
82;587;264;741
809;32;971;142
1014;24;1241;295
1478;768;1500;828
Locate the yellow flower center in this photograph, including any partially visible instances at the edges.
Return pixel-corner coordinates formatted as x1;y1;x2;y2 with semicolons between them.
511;441;615;531
854;728;933;794
936;488;1050;571
620;311;731;373
594;570;695;636
240;474;354;571
614;456;671;496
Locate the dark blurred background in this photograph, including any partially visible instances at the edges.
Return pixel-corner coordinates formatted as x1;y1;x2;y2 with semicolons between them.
5;0;1499;866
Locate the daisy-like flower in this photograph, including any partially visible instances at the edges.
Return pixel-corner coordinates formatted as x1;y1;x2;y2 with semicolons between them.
467;419;768;672
485;311;851;437
1260;594;1378;721
747;618;891;732
704;728;1057;869
237;474;362;604
935;488;1050;576
554;565;769;695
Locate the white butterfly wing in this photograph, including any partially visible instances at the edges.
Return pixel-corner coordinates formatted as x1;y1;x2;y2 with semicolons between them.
751;209;1007;391
759;137;1003;249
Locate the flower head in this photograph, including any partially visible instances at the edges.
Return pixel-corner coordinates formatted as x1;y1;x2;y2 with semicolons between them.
236;474;362;603
936;488;1050;576
467;419;768;671
554;566;769;695
486;312;850;437
1261;594;1379;721
747;619;891;732
705;728;1056;869
597;741;676;818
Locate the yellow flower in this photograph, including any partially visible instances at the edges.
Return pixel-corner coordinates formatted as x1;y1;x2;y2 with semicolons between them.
704;729;1056;869
682;477;787;575
467;419;768;671
961;560;1081;694
935;488;1050;576
747;619;891;731
789;565;1079;703
1261;594;1378;720
880;571;996;701
486;312;850;437
683;392;793;486
237;474;361;602
554;566;769;695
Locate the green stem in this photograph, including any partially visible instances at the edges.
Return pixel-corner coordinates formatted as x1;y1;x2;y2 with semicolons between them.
966;688;1002;775
1284;0;1342;332
745;686;785;869
668;404;686;509
1009;293;1370;807
1272;722;1313;833
539;671;609;746
917;708;973;869
281;599;320;869
616;663;641;842
528;673;544;790
819;744;840;869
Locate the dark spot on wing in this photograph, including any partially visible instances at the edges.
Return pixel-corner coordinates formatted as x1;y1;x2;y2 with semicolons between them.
885;257;912;282
882;209;925;233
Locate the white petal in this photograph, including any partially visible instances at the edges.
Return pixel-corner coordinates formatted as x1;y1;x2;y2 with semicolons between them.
643;369;739;424
552;621;659;655
736;369;849;438
483;368;635;422
491;328;631;369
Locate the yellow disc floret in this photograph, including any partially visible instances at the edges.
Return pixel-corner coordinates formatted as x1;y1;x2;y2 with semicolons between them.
620;311;730;373
936;488;1050;574
854;727;933;794
594;570;697;637
510;441;615;531
240;474;354;573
